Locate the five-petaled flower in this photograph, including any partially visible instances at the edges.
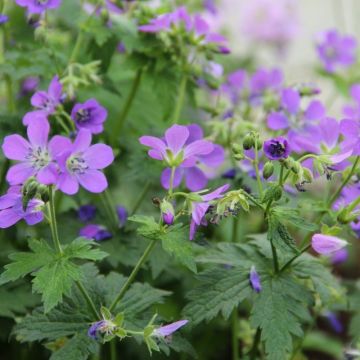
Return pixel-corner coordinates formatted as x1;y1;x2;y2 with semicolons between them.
263;137;290;160
56;129;114;195
15;0;62;14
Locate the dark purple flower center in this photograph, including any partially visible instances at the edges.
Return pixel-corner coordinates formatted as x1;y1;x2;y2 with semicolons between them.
67;155;89;174
76;108;93;124
37;0;49;5
26;146;50;170
269;141;286;157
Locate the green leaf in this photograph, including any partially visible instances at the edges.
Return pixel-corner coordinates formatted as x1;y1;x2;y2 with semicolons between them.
160;225;197;273
0;239;54;285
302;331;343;359
267;212;299;254
272;207;317;231
183;267;252;324
64;238;108;261
128;215;163;239
32;260;82;313
250;273;312;360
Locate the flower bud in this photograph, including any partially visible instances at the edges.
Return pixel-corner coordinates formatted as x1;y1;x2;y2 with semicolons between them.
291;161;301;174
160;200;175;225
232;143;243;155
311;233;348;255
263;162;274;180
302;167;313;183
243;133;255;150
37;184;50;203
233;153;245;161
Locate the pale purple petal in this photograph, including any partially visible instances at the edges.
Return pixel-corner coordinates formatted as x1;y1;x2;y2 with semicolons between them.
36;164;58;185
154;320;188;337
304;100;325;121
27;116;49;147
199;144;225;167
184;140;214;159
165;125;189;154
57;173;79;195
318;117;339;148
24;211;44;225
48;135;72;157
0;209;22;228
82;144;114;169
202;184;230;201
2;135;30;161
148;150;163;160
192;202;210;225
139;136;167;158
22;110;48;126
185;167;208;191
72;129;92;153
282;88;300;114
311;234;348;255
267;112;289;130
249;265;262;292
186;124;204;143
161;167;183;189
189;219;197;240
6;163;34;185
0;193;18;210
77;170;108;193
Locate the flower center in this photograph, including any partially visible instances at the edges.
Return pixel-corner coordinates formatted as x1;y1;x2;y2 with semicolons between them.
75;108;93;124
269;142;285;157
26;146;50;170
36;0;49;5
325;46;337;60
66;154;89;174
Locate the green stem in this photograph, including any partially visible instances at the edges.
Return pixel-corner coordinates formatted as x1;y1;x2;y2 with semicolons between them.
69;31;85;64
110;339;116;360
172;74;187;124
280;244;311;273
231;309;239;360
249;327;261;360
130;180;152;216
109;239;157;312
48;187;63;254
169;167;176;196
327;156;360;208
75;281;100;319
253;140;263;197
99;191;118;233
278;164;284;186
270;239;279;273
112;68;143;145
4;74;15;114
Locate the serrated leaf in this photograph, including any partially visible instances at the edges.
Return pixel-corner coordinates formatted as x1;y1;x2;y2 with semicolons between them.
160;226;197;273
183;267;252;324
64;238;108;261
128;215;162;239
250;273;312;360
32;259;82;313
272;207;317;231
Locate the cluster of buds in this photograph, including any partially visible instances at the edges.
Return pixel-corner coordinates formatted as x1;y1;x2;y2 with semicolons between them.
22;177;49;211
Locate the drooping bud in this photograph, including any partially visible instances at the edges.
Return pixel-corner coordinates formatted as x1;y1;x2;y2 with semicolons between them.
160;200;175;225
37;184;50;203
263;162;274;180
249;265;262;292
232;143;243;155
22;178;39;211
311;233;348;255
243;133;255;150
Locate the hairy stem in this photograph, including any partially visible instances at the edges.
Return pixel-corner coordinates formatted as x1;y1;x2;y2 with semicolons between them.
253;140;263;197
249;327;261;360
112;68;143;145
169;166;176;196
109;239;157;312
75;281;100;319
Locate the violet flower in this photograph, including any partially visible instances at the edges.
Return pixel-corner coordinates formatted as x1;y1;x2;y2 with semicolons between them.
55;129;114;195
343;84;360;119
15;0;62;14
330;248;348;265
241;0;299;53
267;87;326;132
71;99;107;134
0;14;8;24
2;116;70;186
153;320;188;337
79;224;112;241
116;205;128;227
311;233;348;255
340;119;360;155
221;69;247;105
78;204;97;222
18;76;39;97
325;312;343;333
316;29;357;73
249;265;262;292
139;124;214;168
159;124;224;191
88;319;116;340
0;186;44;228
189;184;229;240
263;137;290;160
23;76;63;125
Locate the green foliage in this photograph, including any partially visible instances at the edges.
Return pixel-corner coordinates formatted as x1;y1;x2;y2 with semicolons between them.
271;206;317;231
0;238;107;312
250;273;312;360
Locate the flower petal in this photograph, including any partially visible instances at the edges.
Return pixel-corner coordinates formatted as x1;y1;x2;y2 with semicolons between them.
72;129;92;153
183;140;214;159
0;208;22;228
311;234;348;255
2;135;31;161
36;164;58;185
57;173;79;195
27;116;49;147
161;167;183;189
6;163;34;185
77;170;108;193
267;112;289;130
83;144;114;169
48;135;73;157
139;136;166;158
24;211;44;226
184;167;208;191
165;125;189;154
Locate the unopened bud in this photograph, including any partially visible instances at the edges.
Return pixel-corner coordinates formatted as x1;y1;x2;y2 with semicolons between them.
263;162;274;180
243;133;255;150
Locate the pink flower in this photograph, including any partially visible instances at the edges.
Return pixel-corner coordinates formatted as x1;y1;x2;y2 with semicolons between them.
15;0;62;14
311;233;348;255
2;117;69;186
56;130;114;195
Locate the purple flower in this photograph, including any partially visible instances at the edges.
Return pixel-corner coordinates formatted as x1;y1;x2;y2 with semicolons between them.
241;0;299;53
340;119;360;155
15;0;62;14
71;99;107;134
316;29;357;73
78;204;97;222
325;312;343;333
263;137;290;160
343;84;360;119
139;7;229;53
330;248;348;265
0;186;44;228
55;130;114;195
203;0;217;15
87;319;116;340
18;76;39;97
222;168;237;179
153;320;188;337
2;117;70;186
139;124;214;168
267;88;326;132
0;14;8;24
189;184;229;240
79;224;112;241
221;69;247;105
23;76;63;125
249;265;261;292
116;205;128;227
159;124;224;191
311;233;348;255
